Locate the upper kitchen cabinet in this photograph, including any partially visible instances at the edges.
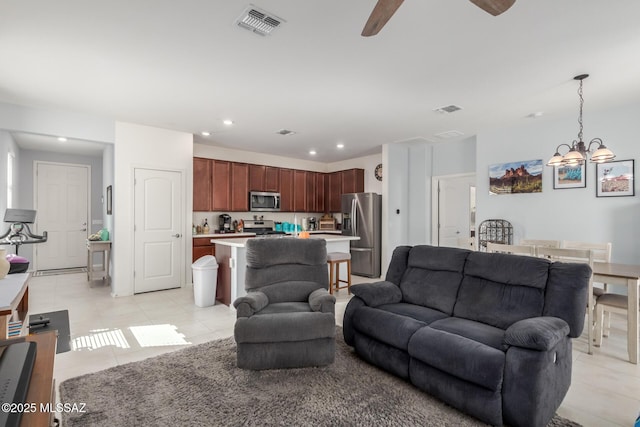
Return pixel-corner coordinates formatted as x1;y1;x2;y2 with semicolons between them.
193;158;212;211
315;172;325;213
212;160;231;211
342;168;365;194
265;166;279;192
279;168;294;212
230;162;249;211
249;164;280;192
293;170;307;212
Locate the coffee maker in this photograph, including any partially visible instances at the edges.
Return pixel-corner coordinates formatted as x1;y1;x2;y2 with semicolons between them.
218;214;232;233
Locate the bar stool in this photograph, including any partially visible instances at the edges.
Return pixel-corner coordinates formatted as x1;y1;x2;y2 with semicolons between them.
327;252;351;295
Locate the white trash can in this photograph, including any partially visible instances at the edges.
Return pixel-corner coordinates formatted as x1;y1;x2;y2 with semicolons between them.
192;255;218;307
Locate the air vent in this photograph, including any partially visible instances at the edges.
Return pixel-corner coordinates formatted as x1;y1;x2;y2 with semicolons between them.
276;129;296;136
236;5;285;36
433;104;463;114
435;130;465;139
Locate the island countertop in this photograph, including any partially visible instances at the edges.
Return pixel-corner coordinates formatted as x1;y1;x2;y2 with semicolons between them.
212;233;359;248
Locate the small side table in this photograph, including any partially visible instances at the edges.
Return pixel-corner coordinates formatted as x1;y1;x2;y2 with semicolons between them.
86;240;111;281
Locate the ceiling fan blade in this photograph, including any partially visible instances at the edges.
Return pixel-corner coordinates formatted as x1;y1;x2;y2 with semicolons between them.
361;0;404;37
469;0;516;16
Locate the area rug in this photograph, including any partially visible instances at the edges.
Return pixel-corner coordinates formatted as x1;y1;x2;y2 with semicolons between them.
33;267;87;277
59;330;581;427
28;310;71;353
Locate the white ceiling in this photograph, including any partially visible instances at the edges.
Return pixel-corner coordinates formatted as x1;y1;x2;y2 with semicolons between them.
1;1;639;163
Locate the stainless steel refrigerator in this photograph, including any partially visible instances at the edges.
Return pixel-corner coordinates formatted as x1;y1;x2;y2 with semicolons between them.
341;192;381;278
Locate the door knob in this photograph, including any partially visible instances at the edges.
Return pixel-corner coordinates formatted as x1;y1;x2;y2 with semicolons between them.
172;233;181;238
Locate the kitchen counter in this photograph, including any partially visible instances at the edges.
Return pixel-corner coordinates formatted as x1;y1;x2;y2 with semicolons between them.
193;230;340;239
213;234;359;306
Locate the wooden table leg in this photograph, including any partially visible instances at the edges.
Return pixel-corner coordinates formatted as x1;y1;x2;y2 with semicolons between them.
628;278;639;364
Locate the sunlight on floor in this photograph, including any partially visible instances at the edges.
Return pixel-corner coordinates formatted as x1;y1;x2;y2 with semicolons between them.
129;324;191;347
72;328;130;351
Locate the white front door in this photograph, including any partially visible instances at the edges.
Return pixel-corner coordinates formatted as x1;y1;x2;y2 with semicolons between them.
134;168;183;293
436;174;476;250
35;162;89;270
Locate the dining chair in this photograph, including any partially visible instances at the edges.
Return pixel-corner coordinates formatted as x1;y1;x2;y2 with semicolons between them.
594;292;639;347
536;247;595;355
486;242;535;256
520;239;561;249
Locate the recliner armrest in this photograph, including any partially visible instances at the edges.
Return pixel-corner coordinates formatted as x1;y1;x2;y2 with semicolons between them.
504;317;570;351
233;291;269;318
351;281;402;307
308;288;336;313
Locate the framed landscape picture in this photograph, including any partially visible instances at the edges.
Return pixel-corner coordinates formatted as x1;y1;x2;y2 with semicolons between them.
596;159;635;197
553;164;586;189
489;159;543;195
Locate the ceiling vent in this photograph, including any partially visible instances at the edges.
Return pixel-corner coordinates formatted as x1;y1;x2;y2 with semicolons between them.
276;129;296;136
435;130;465;139
236;5;285;36
433;104;463;114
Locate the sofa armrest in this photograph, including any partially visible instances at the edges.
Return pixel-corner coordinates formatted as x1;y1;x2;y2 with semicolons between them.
351;281;402;307
308;288;336;313
504;317;570;351
233;291;269;318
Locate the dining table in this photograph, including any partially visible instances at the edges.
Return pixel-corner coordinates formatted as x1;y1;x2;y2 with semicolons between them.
593;262;640;364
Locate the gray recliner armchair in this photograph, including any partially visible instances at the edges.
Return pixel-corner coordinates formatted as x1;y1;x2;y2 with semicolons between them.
233;238;336;370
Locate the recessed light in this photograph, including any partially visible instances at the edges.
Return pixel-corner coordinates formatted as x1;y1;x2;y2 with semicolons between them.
276;129;296;136
309;150;317;155
336;143;344;149
223;119;234;126
201;131;211;136
57;137;67;142
526;112;544;118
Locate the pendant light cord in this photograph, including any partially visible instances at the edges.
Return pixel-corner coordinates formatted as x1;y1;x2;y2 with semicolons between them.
577;79;584;142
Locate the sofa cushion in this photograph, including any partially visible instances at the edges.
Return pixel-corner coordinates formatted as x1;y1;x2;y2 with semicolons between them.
453;252;549;330
399;246;470;314
428;317;505;351
408;326;505;392
235;311;334;343
352;306;426;351
258;302;311;315
377;303;449;325
543;262;591;338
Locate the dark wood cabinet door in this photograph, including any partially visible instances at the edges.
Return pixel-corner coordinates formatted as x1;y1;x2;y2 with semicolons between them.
342;168;365;194
212;160;231;211
315;172;325;213
279;168;294;211
192;246;214;263
293;170;307;212
249;164;265;191
231;162;249;211
264;166;280;192
328;171;343;213
193;158;212;211
305;172;316;212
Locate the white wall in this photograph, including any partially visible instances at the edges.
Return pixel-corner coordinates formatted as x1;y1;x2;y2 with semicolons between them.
476;101;640;267
0;131;19;234
113;122;193;296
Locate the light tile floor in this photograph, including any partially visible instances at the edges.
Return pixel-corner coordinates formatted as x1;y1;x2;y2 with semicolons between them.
27;273;640;427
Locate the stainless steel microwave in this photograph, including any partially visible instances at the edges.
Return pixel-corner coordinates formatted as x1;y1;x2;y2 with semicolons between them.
249;191;281;212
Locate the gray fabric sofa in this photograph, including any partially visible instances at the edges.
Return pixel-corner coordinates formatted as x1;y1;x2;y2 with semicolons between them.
234;238;336;370
343;245;591;427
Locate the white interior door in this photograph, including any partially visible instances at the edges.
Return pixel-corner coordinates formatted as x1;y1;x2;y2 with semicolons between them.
436;175;476;250
134;168;182;293
35;162;89;270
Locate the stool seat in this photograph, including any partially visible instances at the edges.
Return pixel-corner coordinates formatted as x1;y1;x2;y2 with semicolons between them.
327;252;351;262
327;252;352;295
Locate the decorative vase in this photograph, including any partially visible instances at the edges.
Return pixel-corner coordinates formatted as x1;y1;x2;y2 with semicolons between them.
0;249;10;279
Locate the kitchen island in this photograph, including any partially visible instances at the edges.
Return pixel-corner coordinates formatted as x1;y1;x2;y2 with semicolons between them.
213;234;359;306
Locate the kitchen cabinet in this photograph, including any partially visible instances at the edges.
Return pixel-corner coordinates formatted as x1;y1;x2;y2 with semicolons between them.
265;166;279;191
327;171;343;213
293;169;307;212
192;237;215;262
193;158;212;211
231;162;249;211
212;160;231;211
315;172;325;213
248;164;265;191
305;172;316;212
326;169;364;213
342;168;365;194
279;168;294;211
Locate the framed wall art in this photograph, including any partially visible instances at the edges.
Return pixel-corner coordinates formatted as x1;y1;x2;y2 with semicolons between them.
596;159;635;197
489;159;543;195
553;164;586;189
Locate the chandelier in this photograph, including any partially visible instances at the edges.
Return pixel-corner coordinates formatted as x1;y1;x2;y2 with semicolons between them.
546;74;615;167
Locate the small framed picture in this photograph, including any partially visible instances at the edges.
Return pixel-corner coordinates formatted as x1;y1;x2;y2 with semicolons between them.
553;164;586;189
596;160;635;197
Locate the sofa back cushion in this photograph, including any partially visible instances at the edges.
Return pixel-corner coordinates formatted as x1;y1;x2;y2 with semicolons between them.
543;262;591;337
453;252;550;330
399;245;470;315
